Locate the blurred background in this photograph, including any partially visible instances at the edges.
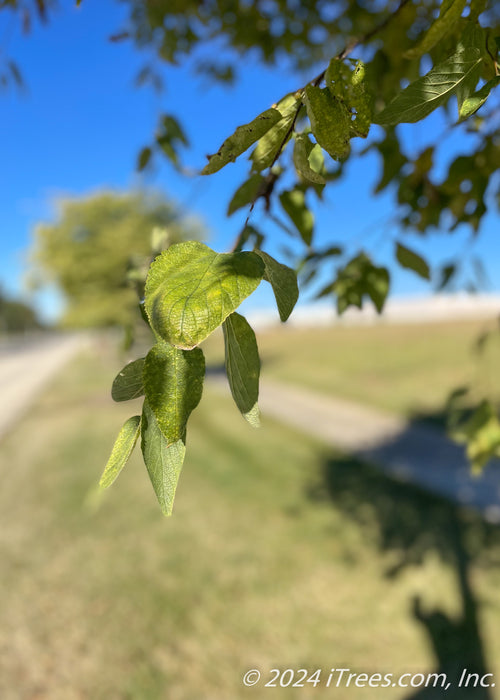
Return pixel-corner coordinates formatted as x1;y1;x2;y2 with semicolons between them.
2;1;500;698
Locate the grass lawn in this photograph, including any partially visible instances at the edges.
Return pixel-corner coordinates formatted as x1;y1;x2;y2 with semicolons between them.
249;318;500;423
1;341;500;698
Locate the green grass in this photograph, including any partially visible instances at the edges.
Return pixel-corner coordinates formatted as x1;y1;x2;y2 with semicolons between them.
249;319;500;423
1;342;500;698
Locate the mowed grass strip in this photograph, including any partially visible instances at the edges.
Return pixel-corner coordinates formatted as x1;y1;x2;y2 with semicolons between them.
1;343;500;699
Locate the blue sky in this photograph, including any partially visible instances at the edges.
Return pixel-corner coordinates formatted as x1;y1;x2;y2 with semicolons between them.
1;1;499;321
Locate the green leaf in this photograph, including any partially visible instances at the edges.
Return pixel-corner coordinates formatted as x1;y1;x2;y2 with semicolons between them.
143;340;205;444
222;313;260;427
334;254;390;314
145;241;265;349
438;264;456;290
111;358;145;402
201;108;282;175
452;401;500;474
250;94;301;172
459;76;500;120
279;190;314;246
141;401;186;516
293;133;326;184
404;0;467;59
255;250;298;322
304;85;351;160
395;243;430;280
99;415;141;489
227;174;265;216
374;47;484;125
137;147;152;171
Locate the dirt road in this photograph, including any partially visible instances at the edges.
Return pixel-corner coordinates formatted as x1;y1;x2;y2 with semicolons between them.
0;334;85;441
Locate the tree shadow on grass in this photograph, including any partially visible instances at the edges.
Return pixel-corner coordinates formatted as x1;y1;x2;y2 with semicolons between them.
307;452;500;699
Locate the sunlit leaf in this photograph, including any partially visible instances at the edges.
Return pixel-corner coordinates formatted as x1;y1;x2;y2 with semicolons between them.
250;94;301;171
459;76;500;120
99;415;141;489
374;48;484;125
304;85;350;160
145;241;264;349
202;108;282;175
293;133;326;184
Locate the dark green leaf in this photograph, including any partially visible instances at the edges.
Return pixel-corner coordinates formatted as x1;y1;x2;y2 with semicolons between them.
141;401;186;516
279;190;314;246
202;108;282;175
374;48;483;125
145;241;265;349
137;147;152;171
256;250;298;322
111;358;145;402
222;313;260;427
143;340;205;444
395;243;430;280
99;415;141;489
438;264;456;290
227;174;265;216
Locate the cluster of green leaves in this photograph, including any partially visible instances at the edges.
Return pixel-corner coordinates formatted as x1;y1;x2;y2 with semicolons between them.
101;241;298;514
101;0;500;509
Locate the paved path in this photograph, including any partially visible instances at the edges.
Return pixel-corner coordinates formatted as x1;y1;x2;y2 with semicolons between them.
0;334;85;441
211;376;500;523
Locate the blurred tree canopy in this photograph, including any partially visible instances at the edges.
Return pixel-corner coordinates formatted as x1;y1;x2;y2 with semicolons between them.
30;191;202;329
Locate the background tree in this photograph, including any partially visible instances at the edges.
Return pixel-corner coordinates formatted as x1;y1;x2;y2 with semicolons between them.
0;288;42;333
30;190;202;329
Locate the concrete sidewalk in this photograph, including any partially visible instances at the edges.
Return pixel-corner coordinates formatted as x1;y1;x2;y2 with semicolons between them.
212;376;500;523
